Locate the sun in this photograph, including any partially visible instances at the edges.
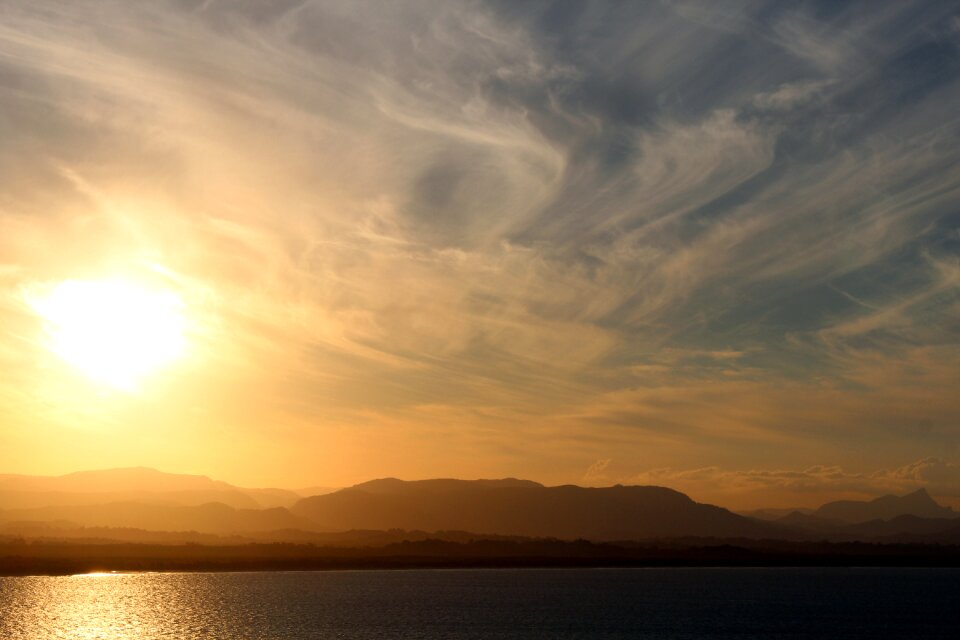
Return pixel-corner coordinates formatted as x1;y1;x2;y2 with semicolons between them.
28;279;187;391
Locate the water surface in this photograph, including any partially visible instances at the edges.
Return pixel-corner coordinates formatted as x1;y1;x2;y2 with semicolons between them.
1;567;958;639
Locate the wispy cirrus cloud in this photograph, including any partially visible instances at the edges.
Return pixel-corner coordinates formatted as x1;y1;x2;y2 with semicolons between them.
0;0;957;495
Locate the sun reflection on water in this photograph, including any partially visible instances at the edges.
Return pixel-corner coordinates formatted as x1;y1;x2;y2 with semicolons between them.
0;574;206;639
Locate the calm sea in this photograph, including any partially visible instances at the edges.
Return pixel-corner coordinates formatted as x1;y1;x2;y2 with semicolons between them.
1;567;958;639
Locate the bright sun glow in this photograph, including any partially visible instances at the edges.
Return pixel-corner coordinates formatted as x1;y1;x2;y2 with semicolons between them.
28;279;187;391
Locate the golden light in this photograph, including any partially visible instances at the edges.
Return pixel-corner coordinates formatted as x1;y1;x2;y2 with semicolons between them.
28;279;187;391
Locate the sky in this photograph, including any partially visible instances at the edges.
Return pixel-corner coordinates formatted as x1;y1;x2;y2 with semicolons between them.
0;0;958;509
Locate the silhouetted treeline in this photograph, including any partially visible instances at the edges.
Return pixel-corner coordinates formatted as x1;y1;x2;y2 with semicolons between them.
2;537;959;576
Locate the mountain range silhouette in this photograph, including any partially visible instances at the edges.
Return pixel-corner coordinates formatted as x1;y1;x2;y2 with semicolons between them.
1;468;957;544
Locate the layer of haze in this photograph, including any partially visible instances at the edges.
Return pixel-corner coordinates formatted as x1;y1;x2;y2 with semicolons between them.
0;0;958;509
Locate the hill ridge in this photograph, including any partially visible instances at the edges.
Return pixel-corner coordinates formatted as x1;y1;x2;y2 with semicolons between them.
293;477;776;540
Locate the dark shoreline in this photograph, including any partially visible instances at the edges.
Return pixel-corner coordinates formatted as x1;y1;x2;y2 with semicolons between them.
4;538;960;577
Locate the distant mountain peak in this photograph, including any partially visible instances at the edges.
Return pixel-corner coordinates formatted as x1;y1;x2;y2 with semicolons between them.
54;467;230;492
0;467;303;511
871;488;938;507
815;488;956;524
61;466;213;481
902;487;934;502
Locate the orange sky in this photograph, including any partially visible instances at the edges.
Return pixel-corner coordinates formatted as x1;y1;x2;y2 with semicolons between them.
1;0;958;510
